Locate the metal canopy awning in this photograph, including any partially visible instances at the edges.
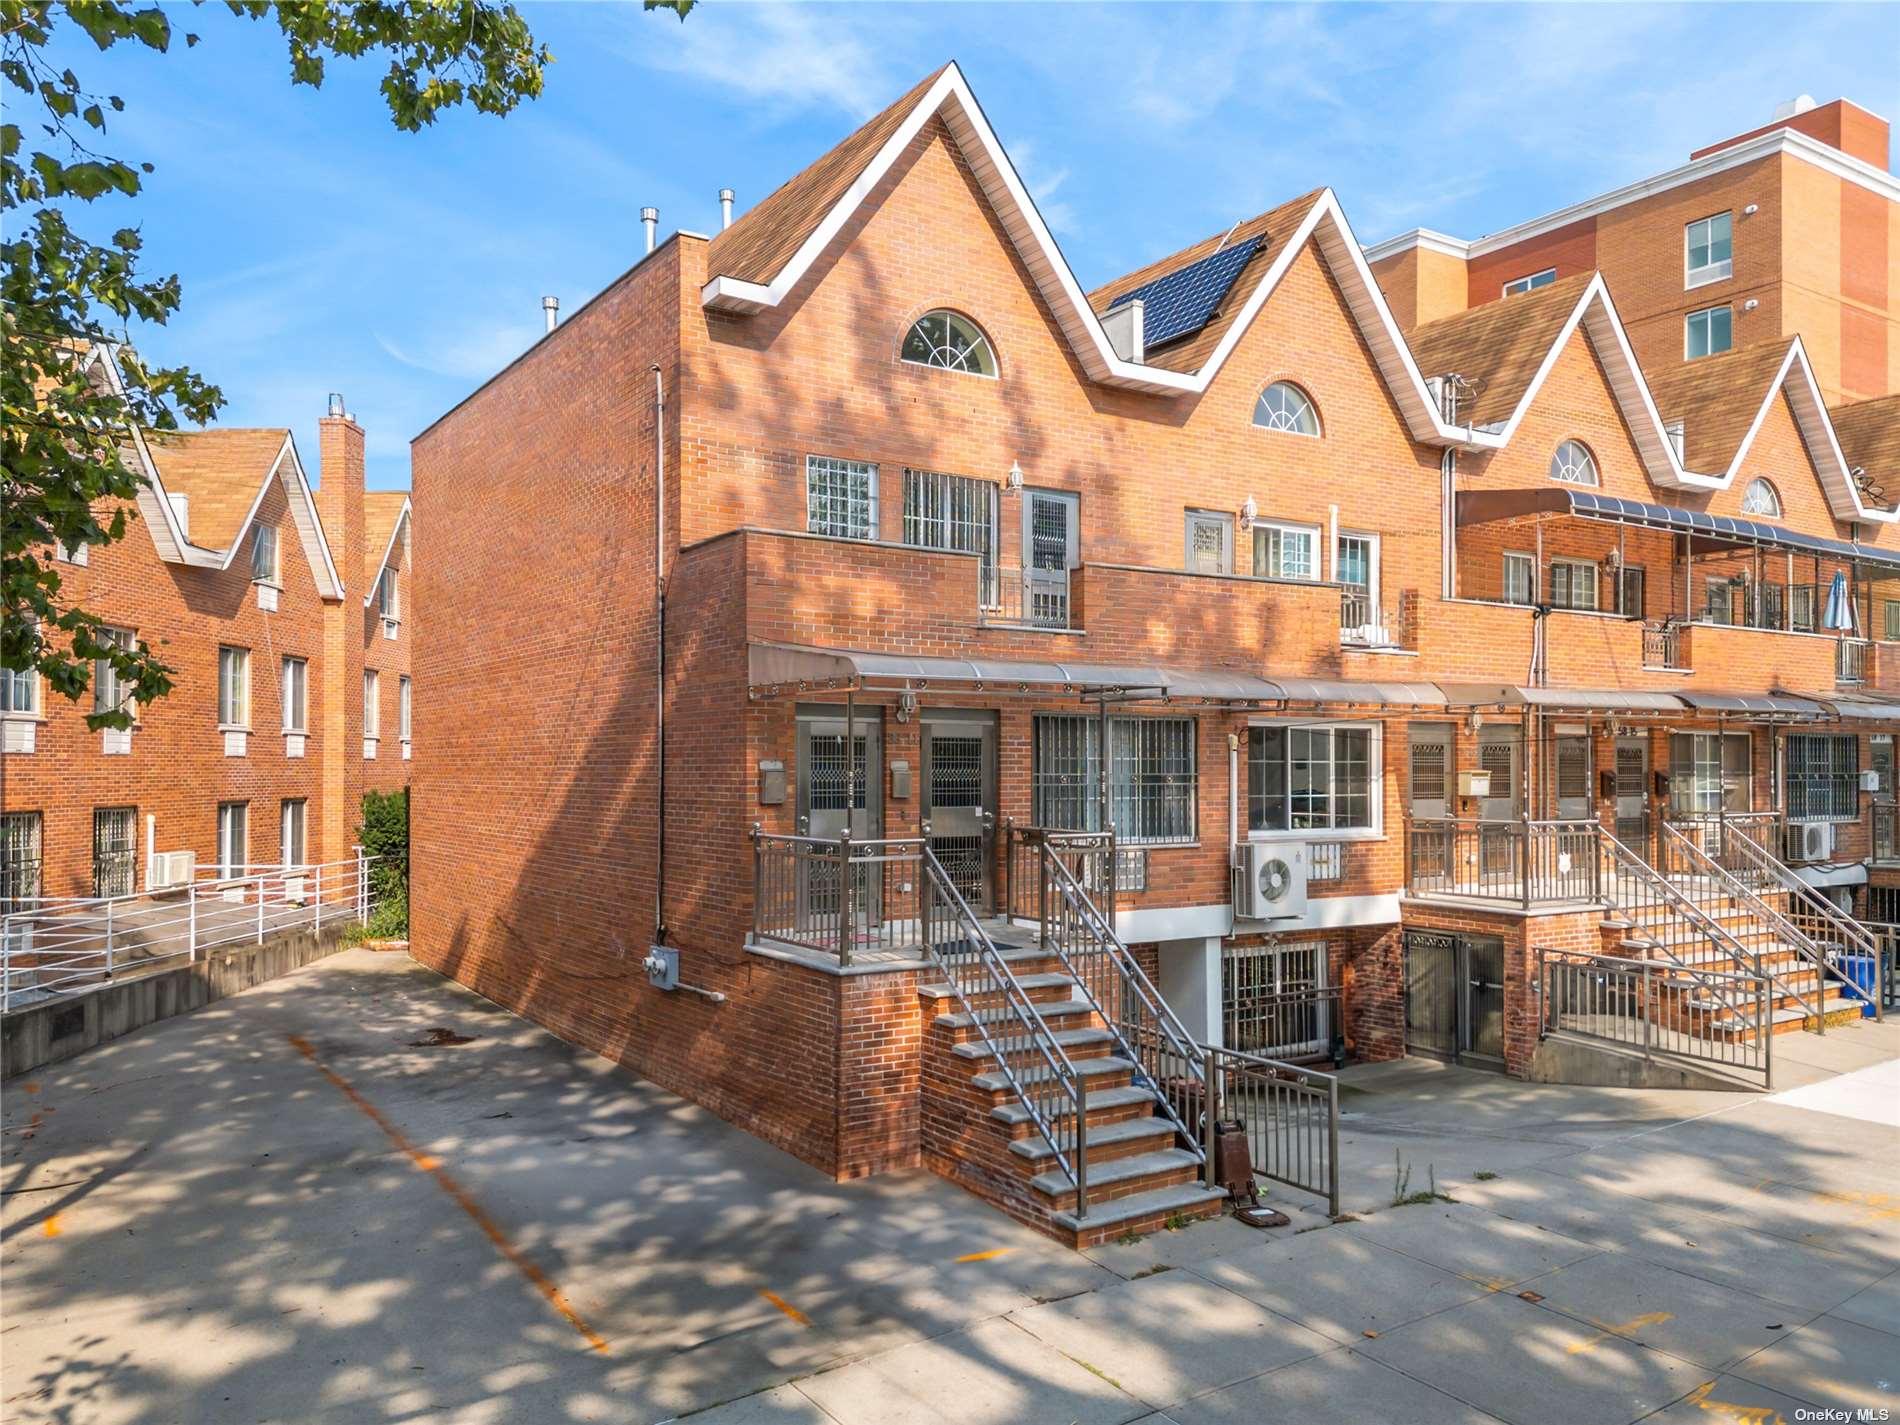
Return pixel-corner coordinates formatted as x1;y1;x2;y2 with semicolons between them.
1674;690;1830;716
1436;683;1684;713
747;643;1446;705
1456;489;1900;572
1818;692;1900;721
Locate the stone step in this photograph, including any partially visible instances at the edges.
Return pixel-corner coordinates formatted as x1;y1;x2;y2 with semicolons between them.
1007;1112;1174;1161
951;1026;1115;1060
1050;1181;1228;1236
971;1053;1132;1094
934;997;1094;1031
918;971;1076;1003
1028;1147;1202;1199
991;1083;1155;1126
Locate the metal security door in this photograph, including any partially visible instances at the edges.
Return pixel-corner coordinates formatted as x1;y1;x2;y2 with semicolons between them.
922;711;996;913
1614;736;1651;859
1403;929;1459;1059
796;709;883;936
1022;490;1078;627
1477;729;1521;886
1553;733;1592;821
1465;934;1507;1063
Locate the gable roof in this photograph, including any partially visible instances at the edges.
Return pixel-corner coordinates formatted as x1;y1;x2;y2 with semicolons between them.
147;429;293;549
1642;339;1808;473
361;491;412;604
1830;394;1900;506
1407;273;1596;429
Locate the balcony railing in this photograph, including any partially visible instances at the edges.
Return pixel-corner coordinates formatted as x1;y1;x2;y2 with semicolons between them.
1642;619;1686;670
752;830;932;965
978;564;1073;630
1837;638;1870;685
1693;581;1826;633
1406;818;1602;906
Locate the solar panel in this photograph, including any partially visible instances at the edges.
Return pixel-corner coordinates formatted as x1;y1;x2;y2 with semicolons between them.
1106;234;1263;350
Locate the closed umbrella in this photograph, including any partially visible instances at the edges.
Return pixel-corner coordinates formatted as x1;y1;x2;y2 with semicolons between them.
1824;570;1855;632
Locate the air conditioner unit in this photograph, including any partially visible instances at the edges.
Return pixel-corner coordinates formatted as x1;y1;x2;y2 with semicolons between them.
1859;770;1882;793
1785;822;1834;863
149;850;195;890
1234;841;1308;921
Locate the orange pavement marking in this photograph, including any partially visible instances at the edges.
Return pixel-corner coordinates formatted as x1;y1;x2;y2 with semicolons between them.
1566;1311;1672;1354
954;1248;1014;1263
41;1213;62;1238
759;1289;810;1326
287;1033;607;1353
1680;1379;1783;1424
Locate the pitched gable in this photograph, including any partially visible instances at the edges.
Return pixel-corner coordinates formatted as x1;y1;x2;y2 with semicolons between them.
1408;274;1594;429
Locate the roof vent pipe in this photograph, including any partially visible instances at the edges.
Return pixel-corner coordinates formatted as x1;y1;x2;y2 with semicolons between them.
326;392;345;418
719;188;735;229
542;295;559;333
642;206;659;253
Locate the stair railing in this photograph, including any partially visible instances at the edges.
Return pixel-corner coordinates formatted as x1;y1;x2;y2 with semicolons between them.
1033;838;1207;1165
1698;822;1883;1025
1596;825;1804;1031
916;843;1090;1212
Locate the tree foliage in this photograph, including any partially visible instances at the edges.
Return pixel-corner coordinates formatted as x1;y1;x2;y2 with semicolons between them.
2;1;557;726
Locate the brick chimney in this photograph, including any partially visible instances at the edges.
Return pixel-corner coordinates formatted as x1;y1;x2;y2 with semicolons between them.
318;397;367;865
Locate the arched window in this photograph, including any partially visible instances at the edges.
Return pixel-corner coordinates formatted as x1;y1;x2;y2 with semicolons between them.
1252;382;1320;436
1741;478;1781;517
901;311;996;377
1549;440;1599;486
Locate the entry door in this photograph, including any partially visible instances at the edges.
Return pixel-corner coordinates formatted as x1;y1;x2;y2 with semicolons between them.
1614;736;1651;857
1022;490;1079;626
1404;929;1506;1068
1476;730;1521;883
1464;935;1507;1062
1553;732;1592;821
796;709;883;933
922;711;996;913
1409;724;1454;821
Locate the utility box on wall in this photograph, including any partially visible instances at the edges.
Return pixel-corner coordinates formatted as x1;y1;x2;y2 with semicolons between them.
757;760;786;805
890;759;912;800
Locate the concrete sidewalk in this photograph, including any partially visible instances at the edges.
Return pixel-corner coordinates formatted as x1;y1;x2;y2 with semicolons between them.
3;951;1895;1425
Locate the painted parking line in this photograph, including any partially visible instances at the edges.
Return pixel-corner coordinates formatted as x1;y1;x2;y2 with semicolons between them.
758;1289;810;1326
287;1033;608;1353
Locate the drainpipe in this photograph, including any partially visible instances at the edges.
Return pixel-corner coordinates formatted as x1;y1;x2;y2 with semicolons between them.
1441;450;1457;601
652;363;668;947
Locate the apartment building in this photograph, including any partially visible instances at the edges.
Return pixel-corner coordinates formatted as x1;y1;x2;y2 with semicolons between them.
1;367;410;909
413;64;1896;1244
1368;96;1899;405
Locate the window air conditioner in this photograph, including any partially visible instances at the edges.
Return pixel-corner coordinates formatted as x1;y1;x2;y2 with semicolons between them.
1785;822;1834;863
1234;841;1309;921
149;850;195;890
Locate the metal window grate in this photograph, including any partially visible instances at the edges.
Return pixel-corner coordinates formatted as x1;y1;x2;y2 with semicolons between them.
806;455;877;540
902;469;995;578
1033;715;1197;845
1;812;42;912
1222;940;1329;1057
1786;733;1857;821
807;734;869;812
1310;843;1343;881
928;735;984;808
92;806;136;899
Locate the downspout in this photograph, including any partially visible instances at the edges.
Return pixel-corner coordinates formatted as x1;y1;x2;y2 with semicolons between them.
652;363;668;948
1440;449;1457;601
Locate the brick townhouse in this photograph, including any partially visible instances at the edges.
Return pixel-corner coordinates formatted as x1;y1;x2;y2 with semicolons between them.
2;362;411;908
412;63;1899;1243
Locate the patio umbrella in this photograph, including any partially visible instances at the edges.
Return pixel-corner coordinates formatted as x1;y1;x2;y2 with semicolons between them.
1824;569;1856;632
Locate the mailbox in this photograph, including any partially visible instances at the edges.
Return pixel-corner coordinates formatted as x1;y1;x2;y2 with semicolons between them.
1457;770;1493;799
757;759;786;805
890;759;912;800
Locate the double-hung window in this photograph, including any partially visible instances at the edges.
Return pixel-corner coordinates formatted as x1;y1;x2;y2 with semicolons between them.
1502;552;1536;606
1248;724;1376;833
1786;733;1857;822
902;468;997;591
399;675;412;743
806;455;878;541
1685;212;1733;288
1;658;35;716
281;799;307;868
1252;521;1318;580
218;646;250;726
1548;559;1598;611
281;656;307;733
1032;714;1197;845
1686;305;1733;359
95;626;135;720
250;524;278;582
216;801;249;879
363;670;380;740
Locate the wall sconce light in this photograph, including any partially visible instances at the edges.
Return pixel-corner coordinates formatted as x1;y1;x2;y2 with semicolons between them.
1239;494;1258;532
1743;203;1759;216
1005;459;1024;493
1743;298;1760;312
1465;710;1484;735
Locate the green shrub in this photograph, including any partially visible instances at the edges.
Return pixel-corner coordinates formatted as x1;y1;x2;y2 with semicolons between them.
357;789;409;935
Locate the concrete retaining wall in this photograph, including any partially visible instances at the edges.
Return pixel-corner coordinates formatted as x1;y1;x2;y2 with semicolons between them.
1528;1032;1765;1093
2;926;354;1076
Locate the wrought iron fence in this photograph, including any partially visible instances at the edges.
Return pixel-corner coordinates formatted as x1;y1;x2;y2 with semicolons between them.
1222;984;1343;1062
1405;818;1601;905
978;564;1073;629
1196;1043;1339;1216
1837;638;1870;686
1537;947;1771;1087
751;830;929;965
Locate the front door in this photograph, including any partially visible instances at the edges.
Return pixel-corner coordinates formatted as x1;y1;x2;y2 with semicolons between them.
1022;489;1079;627
922;710;996;913
1404;928;1507;1069
1614;735;1651;858
1552;731;1592;821
796;708;883;935
1477;729;1521;885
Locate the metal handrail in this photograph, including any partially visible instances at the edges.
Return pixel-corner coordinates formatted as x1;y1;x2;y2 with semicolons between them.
1702;822;1883;1024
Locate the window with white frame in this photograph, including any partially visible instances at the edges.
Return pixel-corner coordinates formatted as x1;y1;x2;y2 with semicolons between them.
250;523;278;582
806;455;878;541
2;656;35;716
1549;439;1599;486
1685;212;1733;287
1786;733;1858;822
1549;559;1599;611
57;539;88;565
218;645;250;726
1336;532;1378;617
0;811;41;912
281;798;307;867
1252;382;1320;436
900;311;996;377
400;675;412;742
216;801;249;878
1248;723;1376;832
95;626;135;719
902;468;997;591
378;567;399;621
1686;305;1733;359
1741;478;1780;517
281;656;307;733
1252;521;1318;580
1185;510;1234;574
1032;714;1197;845
1503;268;1556;297
1502;552;1536;606
363;669;380;740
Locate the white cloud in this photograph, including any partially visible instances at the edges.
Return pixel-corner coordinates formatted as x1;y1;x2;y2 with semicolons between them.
628;3;907;122
1008;137;1079;236
376;322;541;383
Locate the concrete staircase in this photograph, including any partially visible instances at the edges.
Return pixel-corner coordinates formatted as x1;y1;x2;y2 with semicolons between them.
918;931;1224;1249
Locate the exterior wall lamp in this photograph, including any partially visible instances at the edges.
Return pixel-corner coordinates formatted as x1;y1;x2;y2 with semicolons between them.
1240;494;1258;533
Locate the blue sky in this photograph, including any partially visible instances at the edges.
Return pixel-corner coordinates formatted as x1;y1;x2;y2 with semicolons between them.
42;2;1900;492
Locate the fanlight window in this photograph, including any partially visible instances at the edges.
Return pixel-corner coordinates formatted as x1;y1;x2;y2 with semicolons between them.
1253;382;1320;436
1741;478;1781;517
1549;440;1599;487
901;311;997;377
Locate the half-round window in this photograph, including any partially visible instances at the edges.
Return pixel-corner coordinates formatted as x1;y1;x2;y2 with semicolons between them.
1741;478;1781;517
1253;382;1320;436
901;311;997;377
1549;439;1599;486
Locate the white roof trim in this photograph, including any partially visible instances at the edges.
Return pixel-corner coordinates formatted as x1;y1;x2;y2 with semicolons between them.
1365;127;1898;264
210;434;347;599
361;497;413;608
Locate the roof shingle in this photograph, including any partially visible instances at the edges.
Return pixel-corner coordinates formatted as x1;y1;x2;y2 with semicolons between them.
145;428;288;550
1829;393;1900;504
1404;273;1595;429
1641;339;1796;474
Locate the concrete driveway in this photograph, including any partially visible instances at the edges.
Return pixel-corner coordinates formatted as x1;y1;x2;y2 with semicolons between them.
3;950;1896;1425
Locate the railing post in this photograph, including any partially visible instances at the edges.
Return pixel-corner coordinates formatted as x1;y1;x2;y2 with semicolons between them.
1037;838;1050;949
355;846;367;923
1642;960;1654;1062
751;824;763;939
837;829;853;969
1002;818;1014;924
1520;820;1533;911
1327;1076;1341;1219
105;897;115;979
1073;1066;1088;1222
312;862;322;932
1202;1044;1218;1188
919;836;934;954
189;888;198;964
256;871;266;945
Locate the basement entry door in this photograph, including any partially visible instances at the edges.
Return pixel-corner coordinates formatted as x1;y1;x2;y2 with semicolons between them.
1403;928;1506;1069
